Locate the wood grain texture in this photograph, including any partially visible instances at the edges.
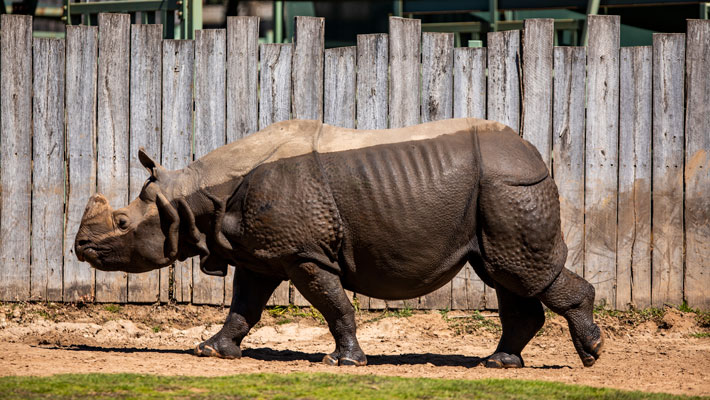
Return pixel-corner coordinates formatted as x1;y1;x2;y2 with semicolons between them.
96;13;130;303
522;19;553;168
162;39;194;303
258;43;292;130
389;17;421;129
127;24;162;303
0;15;33;301
453;47;486;120
651;33;685;307
31;37;65;302
324;46;356;129
684;20;710;309
356;34;388;131
552;47;586;279
193;29;227;305
418;32;454;309
617;46;652;309
487;30;520;134
64;25;98;302
226;16;259;142
451;46;486;310
584;15;619;307
292;16;324;121
225;16;259;304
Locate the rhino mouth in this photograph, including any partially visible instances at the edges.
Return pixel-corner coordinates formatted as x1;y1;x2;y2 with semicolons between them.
77;245;105;268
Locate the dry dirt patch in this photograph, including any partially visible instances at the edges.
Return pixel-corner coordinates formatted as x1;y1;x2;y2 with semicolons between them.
0;302;708;396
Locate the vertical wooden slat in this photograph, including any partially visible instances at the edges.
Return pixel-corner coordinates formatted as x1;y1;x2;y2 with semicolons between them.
194;29;227;305
451;46;486;310
652;33;685;307
553;47;586;280
225;16;259;304
162;39;194;303
389;16;420;129
258;43;292;130
522;19;553;168
324;46;356;129
354;33;388;308
64;25;98;302
96;13;130;303
684;20;710;309
617;46;652;309
453;47;486;120
487;30;520;134
127;24;162;303
356;34;388;131
0;15;32;301
584;15;620;307
226;16;259;142
31;37;65;302
291;16;324;121
419;31;454;310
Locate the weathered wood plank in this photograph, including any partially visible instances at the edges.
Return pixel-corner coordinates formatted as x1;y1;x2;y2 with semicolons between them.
418;31;454;309
324;46;356;129
291;16;324;120
64;25;98;302
522;19;554;168
356;34;388;131
451;46;486;310
193;29;227;305
584;15;620;307
31;37;65;302
617;46;652;309
127;24;162;303
389;16;421;129
651;33;685;307
684;20;710;310
162;39;194;303
226;16;259;142
0;15;33;301
552;46;586;279
96;13;130;303
225;16;259;304
258;43;292;130
453;47;486;120
487;30;520;134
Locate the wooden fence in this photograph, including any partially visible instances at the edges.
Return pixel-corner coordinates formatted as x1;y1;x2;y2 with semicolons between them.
0;14;708;310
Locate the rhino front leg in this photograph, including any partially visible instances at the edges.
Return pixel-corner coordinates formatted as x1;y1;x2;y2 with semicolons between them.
288;262;366;366
486;284;545;368
195;267;282;359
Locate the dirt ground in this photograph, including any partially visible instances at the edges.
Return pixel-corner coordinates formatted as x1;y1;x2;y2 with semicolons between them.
0;302;708;397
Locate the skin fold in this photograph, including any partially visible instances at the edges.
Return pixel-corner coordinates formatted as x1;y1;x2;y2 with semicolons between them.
74;118;603;368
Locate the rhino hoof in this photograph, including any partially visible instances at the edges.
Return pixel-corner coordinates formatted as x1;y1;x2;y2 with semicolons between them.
322;353;367;366
194;341;241;359
485;352;523;368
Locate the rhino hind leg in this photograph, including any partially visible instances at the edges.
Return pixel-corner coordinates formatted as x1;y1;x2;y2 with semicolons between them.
537;268;603;367
288;261;367;366
195;268;282;359
485;285;545;368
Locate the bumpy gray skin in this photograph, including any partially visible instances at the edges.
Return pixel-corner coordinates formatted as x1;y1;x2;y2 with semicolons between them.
74;118;602;368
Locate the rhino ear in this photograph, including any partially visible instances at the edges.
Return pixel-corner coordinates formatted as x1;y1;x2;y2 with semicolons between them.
138;147;164;179
155;192;179;260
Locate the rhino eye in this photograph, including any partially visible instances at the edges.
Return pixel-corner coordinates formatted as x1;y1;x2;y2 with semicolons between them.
116;215;130;231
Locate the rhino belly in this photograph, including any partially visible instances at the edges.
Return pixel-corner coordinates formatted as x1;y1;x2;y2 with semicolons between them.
318;132;480;299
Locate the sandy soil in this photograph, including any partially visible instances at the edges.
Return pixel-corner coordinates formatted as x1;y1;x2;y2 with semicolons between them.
0;302;708;397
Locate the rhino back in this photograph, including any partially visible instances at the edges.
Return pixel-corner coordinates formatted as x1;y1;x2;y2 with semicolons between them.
318;131;480;298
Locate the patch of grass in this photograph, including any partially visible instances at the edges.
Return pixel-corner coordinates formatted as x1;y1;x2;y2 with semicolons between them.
103;304;121;313
151;325;162;333
266;305;325;325
0;373;702;400
443;310;501;335
690;332;710;338
593;305;666;327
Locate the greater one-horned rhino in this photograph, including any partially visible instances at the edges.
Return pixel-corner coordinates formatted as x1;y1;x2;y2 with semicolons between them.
74;118;603;368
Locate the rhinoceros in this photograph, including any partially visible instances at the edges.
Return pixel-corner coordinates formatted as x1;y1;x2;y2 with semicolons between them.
74;118;602;368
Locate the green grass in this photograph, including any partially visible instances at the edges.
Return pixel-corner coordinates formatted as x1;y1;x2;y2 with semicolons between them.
103;304;121;313
0;373;704;400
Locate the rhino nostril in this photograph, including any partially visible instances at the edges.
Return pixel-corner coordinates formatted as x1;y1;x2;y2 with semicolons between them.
78;240;90;247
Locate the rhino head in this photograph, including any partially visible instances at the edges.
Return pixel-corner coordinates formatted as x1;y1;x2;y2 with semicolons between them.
74;149;181;273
